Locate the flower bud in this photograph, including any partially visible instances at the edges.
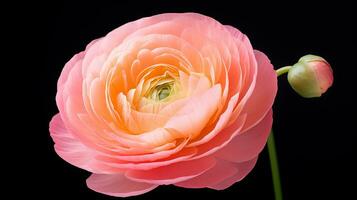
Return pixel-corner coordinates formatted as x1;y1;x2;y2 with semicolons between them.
287;55;333;98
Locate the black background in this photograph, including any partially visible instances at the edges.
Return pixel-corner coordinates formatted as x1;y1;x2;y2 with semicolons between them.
12;0;356;199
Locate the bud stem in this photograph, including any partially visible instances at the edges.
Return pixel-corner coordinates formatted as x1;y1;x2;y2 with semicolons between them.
276;66;292;76
267;65;291;200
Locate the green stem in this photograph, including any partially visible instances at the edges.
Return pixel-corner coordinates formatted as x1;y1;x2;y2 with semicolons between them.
267;130;283;200
276;66;292;76
266;66;292;199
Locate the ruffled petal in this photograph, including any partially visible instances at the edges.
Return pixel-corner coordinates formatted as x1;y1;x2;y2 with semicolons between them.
87;173;158;197
125;156;216;185
240;50;277;131
175;157;258;189
209;157;258;190
174;159;236;188
49;114;101;173
214;110;272;162
163;84;222;140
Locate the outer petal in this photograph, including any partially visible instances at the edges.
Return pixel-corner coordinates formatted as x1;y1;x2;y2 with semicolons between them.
50;114;96;170
209;157;258;190
240;50;277;131
214;110;272;162
49;114;114;173
56;52;85;113
188;112;247;160
57;38;99;111
125;156;216;185
174;159;237;188
94;146;198;171
174;157;258;189
86;173;158;197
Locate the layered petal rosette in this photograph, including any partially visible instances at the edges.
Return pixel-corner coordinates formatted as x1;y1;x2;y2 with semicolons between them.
49;13;277;197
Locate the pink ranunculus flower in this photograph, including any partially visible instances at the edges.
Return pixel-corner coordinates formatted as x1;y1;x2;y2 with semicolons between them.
49;13;277;197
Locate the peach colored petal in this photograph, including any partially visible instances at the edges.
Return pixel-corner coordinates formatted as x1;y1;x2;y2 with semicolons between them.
135;128;179;147
134;84;221;147
188;113;247;160
59;58;106;150
109;34;203;82
121;13;229;52
224;26;245;97
80;14;170;78
77;114;148;150
109;13;236;82
214;110;272;162
133;49;154;72
86;173;158;197
49;114;103;173
238;41;256;100
223;26;259;123
128;110;168;133
56;52;84;113
187;67;232;147
208;157;258;190
57;52;84;93
125;156;216;185
239;50;277;131
186;27;256;148
137;71;210;116
163;84;222;140
51;114;197;173
179;17;234;68
174;159;237;188
57;37;99;95
57;46;122;153
94;146;197;171
79;13;210;106
115;92;169;134
224;25;244;39
186;73;212;96
89;78;113;123
107;138;189;162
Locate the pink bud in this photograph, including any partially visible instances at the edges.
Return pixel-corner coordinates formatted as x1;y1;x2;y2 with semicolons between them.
288;55;333;98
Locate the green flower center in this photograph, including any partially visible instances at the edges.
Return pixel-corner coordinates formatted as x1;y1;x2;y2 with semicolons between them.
149;81;175;101
157;86;171;100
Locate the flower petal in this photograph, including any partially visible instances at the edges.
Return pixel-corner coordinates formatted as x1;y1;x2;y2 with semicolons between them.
94;146;197;171
49;114;101;173
174;159;237;188
187;112;247;160
86;173;158;197
209;157;258;190
163;84;222;140
125;156;216;185
214;110;272;162
174;157;258;189
240;50;277;131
